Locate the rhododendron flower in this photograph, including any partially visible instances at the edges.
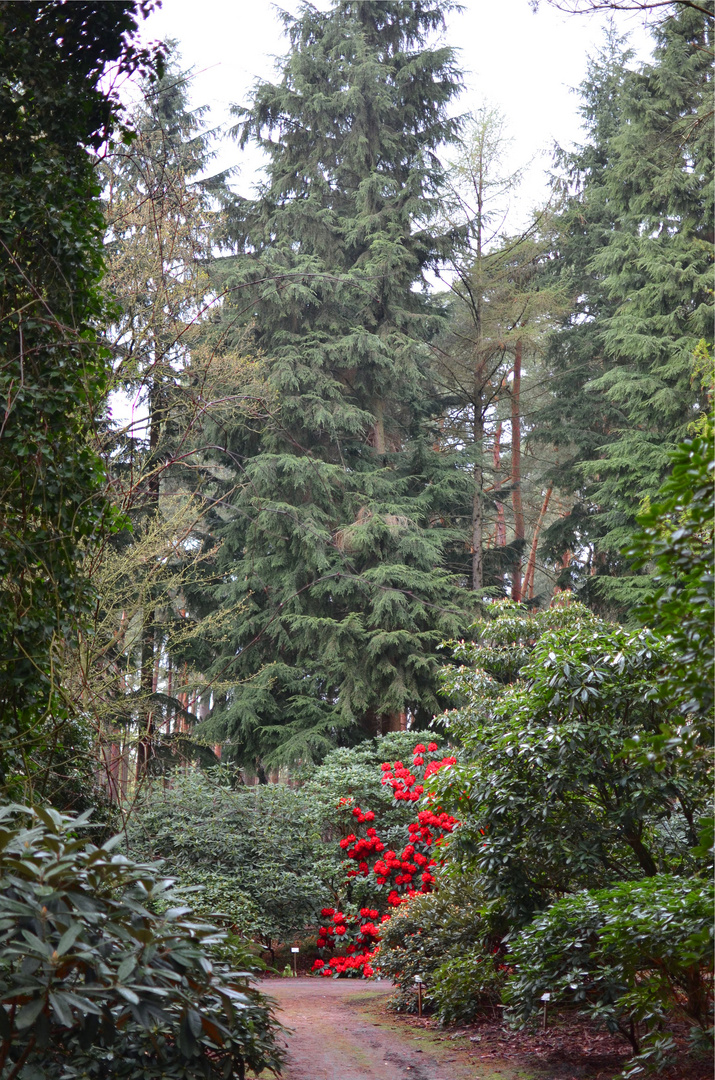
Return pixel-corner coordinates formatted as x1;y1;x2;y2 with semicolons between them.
413;755;424;766
312;959;325;970
413;743;426;753
427;742;438;752
321;908;335;917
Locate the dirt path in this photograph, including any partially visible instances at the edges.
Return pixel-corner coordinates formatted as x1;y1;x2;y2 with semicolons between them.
256;978;534;1080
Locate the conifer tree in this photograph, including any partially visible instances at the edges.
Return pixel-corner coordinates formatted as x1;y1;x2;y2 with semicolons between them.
432;109;568;599
91;53;234;787
200;1;472;766
537;10;713;606
587;4;713;558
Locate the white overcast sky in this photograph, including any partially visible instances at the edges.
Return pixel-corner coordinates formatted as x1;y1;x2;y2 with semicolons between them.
136;0;655;224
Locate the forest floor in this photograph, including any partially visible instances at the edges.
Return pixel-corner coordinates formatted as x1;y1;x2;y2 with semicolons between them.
252;978;712;1080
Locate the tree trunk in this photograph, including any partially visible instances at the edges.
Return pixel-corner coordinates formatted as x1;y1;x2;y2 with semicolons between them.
472;399;484;590
510;340;524;602
493;422;506;550
383;710;408;733
136;611;155;780
522;485;553;601
136;379;162;780
373;400;386;454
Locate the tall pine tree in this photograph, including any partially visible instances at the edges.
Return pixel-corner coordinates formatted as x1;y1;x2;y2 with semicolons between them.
199;0;472;767
537;10;713;607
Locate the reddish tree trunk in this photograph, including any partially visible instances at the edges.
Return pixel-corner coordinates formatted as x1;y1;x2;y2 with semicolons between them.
510;340;524;602
493;422;506;549
472;397;484;590
384;711;408;733
522;485;553;601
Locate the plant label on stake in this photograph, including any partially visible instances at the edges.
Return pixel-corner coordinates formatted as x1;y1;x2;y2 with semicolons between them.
291;947;299;977
414;975;424;1017
540;992;551;1029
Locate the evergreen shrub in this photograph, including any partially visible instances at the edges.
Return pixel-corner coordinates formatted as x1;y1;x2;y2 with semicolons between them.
0;805;282;1079
375;878;505;1020
505;876;713;1072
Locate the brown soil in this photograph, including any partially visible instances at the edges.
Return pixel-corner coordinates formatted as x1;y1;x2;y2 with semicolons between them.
253;978;712;1080
252;978;533;1080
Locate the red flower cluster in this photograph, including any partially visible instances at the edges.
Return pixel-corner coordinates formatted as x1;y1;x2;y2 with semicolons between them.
314;742;459;977
313;906;380;977
339;811;386;879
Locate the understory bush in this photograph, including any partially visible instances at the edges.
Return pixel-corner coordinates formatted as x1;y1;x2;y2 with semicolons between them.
505;875;713;1073
0;804;283;1079
375;877;506;1021
127;769;326;956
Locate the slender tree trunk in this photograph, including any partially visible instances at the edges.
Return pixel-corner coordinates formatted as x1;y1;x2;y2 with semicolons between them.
472;400;484;590
492;421;506;546
522;485;552;600
373;400;386;454
510;340;524;602
136;379;162;780
136;613;155;780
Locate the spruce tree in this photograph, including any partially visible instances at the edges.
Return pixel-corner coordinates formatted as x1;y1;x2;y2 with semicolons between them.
537;11;713;606
587;4;713;560
200;1;472;766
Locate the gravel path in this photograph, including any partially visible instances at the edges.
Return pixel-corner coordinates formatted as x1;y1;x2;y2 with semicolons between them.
258;978;531;1080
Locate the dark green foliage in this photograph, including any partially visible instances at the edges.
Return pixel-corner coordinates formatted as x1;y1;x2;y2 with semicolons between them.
198;0;473;766
585;5;713;564
628;421;714;725
375;877;506;1020
433;602;708;922
537;11;713;605
0;2;161;789
622;418;714;872
506;877;713;1068
127;770;327;949
0;804;283;1079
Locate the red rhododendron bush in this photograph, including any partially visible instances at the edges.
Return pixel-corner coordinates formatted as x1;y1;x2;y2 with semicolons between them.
312;743;458;977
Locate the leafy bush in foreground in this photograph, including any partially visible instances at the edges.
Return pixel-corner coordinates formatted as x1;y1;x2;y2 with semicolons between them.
433;602;709;922
0;805;283;1079
505;876;713;1071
